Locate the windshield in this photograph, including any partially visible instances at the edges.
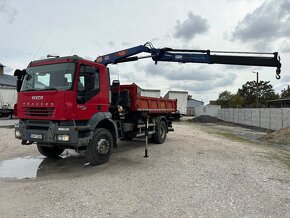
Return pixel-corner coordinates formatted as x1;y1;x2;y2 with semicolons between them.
21;63;75;92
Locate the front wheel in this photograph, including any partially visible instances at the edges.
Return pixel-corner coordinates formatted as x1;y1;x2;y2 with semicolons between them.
37;145;64;158
153;120;167;144
86;128;113;166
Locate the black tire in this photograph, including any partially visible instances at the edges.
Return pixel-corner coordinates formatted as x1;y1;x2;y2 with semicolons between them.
37;145;64;158
86;128;113;166
153;120;167;144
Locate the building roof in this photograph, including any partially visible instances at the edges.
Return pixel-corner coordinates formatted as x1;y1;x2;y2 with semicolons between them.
267;97;290;103
165;90;188;94
0;63;4;67
0;74;17;87
142;89;160;92
187;99;204;107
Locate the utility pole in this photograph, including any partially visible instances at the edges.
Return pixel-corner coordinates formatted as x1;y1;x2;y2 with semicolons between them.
252;71;259;108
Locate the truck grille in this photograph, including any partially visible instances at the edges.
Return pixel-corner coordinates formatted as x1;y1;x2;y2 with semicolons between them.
23;107;55;117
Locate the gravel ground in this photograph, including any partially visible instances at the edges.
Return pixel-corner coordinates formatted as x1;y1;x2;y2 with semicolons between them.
0;122;289;217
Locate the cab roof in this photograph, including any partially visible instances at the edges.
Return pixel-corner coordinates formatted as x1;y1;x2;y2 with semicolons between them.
29;55;84;67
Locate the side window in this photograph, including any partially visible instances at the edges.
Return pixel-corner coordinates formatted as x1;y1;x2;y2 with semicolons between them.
77;65;100;104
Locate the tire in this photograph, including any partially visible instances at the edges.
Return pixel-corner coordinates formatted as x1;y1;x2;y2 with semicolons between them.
153;120;167;144
37;145;64;158
86;128;113;166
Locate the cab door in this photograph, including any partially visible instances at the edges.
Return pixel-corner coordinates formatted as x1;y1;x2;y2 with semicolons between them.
74;63;109;120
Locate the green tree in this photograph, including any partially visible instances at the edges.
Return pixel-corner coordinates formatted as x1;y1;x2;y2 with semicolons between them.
229;94;245;108
237;80;279;107
281;85;290;98
216;91;232;108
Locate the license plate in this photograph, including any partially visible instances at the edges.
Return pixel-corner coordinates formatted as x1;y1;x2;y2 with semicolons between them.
30;134;43;140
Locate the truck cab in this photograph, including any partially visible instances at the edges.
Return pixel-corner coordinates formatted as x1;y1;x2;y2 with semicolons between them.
15;56;119;164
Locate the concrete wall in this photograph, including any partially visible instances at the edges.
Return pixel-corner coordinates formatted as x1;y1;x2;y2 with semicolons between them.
164;91;188;114
196;105;221;117
218;108;290;130
0;87;17;109
141;89;161;98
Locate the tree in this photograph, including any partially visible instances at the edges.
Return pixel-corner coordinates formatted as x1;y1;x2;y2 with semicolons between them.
187;94;192;100
237;80;279;107
281;85;290;98
229;94;245;108
216;91;245;108
216;91;232;108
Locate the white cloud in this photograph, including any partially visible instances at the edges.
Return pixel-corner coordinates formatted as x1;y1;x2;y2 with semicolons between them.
173;12;209;41
0;0;17;23
231;0;290;50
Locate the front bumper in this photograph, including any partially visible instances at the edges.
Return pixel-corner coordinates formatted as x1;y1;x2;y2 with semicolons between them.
15;120;93;148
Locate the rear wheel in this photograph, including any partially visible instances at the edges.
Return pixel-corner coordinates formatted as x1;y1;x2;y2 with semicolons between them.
86;128;113;166
153;120;167;144
37;145;64;158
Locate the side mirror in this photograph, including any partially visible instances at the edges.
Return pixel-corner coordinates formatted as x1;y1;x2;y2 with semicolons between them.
14;69;26;92
14;69;22;77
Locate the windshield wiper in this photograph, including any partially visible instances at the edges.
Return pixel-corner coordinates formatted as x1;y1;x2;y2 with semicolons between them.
22;89;38;92
42;88;57;91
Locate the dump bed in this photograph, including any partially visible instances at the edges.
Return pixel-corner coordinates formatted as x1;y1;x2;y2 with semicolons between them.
111;83;177;114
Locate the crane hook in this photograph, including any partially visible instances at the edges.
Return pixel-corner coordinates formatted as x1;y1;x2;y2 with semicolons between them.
276;68;281;80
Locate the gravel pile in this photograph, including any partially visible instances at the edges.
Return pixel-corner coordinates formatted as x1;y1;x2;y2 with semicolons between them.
261;126;290;145
192;115;222;123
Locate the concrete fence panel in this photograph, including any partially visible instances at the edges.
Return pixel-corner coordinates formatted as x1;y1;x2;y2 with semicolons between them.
270;109;282;130
229;108;234;122
218;108;290;130
245;109;252;126
260;109;270;129
233;109;239;123
282;109;290;128
238;109;245;125
251;109;260;128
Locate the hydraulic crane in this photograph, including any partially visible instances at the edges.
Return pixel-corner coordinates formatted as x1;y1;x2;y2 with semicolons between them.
96;42;282;79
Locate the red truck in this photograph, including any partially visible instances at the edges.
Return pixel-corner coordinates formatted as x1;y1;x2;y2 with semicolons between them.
14;42;282;165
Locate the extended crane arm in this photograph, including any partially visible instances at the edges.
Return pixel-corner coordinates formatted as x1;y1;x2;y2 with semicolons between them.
95;42;282;79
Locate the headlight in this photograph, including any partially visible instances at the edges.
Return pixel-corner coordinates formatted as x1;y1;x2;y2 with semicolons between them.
57;134;70;142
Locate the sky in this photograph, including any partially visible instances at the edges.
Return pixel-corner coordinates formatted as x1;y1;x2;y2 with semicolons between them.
0;0;289;103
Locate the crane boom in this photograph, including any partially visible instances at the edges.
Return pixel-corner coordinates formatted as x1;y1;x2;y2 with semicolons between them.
95;42;282;79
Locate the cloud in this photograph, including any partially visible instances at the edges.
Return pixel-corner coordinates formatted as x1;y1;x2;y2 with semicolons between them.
281;74;290;83
279;40;290;53
171;72;236;92
142;62;238;82
0;0;17;23
143;63;219;81
231;0;290;49
173;12;209;41
139;62;237;92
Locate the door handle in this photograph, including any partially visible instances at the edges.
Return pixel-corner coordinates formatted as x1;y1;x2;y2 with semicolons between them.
97;105;102;110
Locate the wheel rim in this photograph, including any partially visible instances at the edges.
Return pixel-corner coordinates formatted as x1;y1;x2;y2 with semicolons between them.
97;138;110;155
